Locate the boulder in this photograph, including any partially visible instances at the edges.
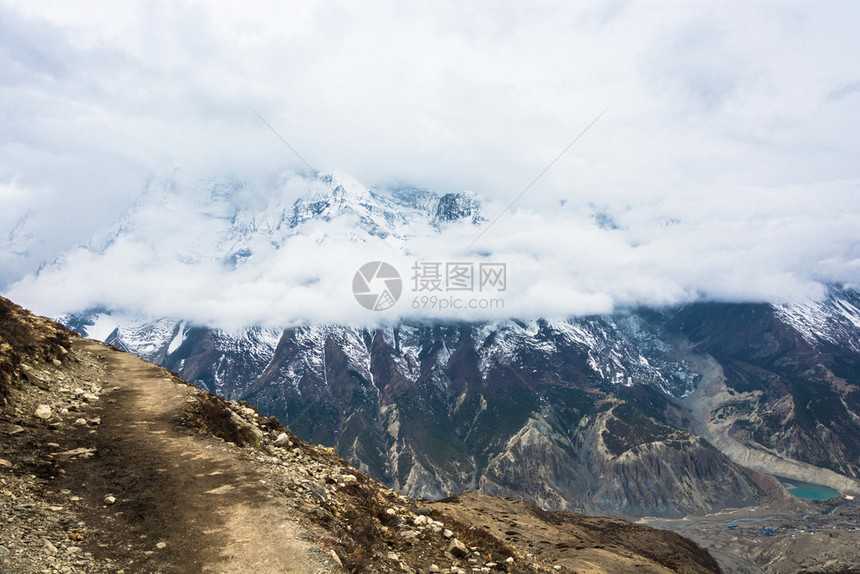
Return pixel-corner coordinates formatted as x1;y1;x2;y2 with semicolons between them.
447;538;468;558
229;411;263;448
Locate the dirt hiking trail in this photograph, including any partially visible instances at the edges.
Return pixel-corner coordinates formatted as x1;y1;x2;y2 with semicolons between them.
59;338;326;573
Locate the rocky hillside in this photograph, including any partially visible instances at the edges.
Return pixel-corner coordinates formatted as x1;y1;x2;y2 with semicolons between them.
0;296;71;401
0;296;723;573
670;299;860;487
435;493;721;574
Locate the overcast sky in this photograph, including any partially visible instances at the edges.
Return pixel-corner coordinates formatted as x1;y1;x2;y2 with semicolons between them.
2;1;860;324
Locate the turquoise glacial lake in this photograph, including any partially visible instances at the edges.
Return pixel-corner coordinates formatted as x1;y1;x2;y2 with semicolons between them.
787;484;840;501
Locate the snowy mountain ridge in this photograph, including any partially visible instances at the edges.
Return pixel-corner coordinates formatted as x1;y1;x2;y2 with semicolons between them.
61;287;857;403
44;171;483;282
52;170;860;401
774;287;860;353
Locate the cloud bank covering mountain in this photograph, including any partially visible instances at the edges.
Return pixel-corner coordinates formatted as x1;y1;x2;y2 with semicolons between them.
2;1;860;323
5;170;860;326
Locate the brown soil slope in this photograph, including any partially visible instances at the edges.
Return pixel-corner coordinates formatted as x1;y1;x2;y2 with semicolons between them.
433;493;720;574
0;296;721;573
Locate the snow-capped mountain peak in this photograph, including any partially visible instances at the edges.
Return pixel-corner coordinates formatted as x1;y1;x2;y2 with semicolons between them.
286;171;484;239
40;170;486;279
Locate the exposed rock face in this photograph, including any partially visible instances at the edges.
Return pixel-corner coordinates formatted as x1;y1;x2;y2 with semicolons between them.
432;192;484;226
667;298;860;486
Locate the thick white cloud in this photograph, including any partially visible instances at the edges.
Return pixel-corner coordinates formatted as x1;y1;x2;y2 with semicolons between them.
5;171;859;326
2;1;860;323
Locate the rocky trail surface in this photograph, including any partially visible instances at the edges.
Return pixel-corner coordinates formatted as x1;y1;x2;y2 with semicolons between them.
1;296;722;573
65;338;328;573
1;334;328;573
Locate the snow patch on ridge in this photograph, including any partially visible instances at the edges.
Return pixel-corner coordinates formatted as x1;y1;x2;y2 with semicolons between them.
167;321;188;354
774;292;860;353
84;313;121;341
